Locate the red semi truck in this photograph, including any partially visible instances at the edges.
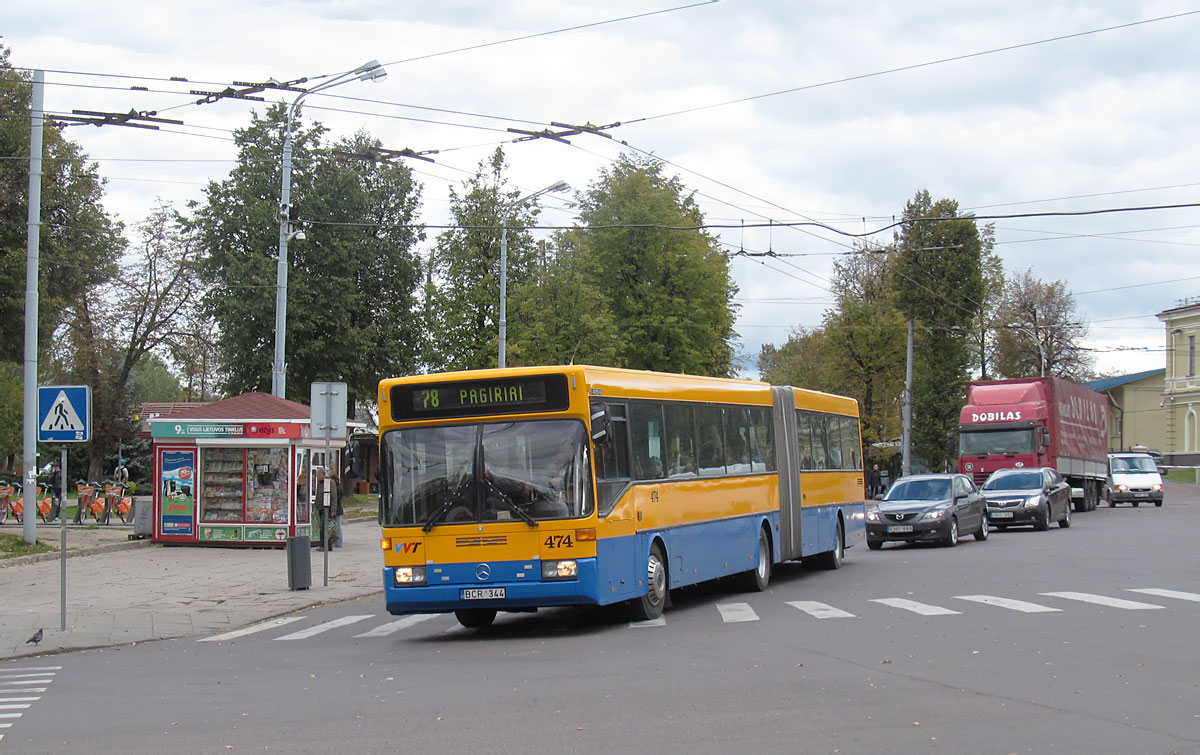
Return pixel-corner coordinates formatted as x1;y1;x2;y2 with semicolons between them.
958;377;1108;512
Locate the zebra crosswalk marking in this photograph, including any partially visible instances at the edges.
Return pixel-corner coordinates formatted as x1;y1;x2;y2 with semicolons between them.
954;595;1061;613
274;615;374;640
354;614;438;638
628;617;666;628
1040;592;1163;610
871;598;961;616
199;616;305;642
787;601;856;619
1127;588;1200;603
716;603;760;623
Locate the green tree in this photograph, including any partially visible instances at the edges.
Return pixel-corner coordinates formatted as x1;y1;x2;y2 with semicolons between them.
892;190;985;471
969;225;1004;379
423;148;539;371
193;107;424;403
993;268;1093;380
0;44;123;363
822;246;907;448
49;202;202;480
758;327;834;391
568;153;738;376
128;354;184;403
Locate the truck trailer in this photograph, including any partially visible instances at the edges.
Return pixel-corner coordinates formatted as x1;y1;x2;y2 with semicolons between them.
958;377;1108;512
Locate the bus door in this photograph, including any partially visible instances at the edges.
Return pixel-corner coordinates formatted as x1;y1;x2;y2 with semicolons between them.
772;386;804;560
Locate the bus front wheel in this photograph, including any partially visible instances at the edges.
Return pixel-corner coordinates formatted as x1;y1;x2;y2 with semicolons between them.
454;609;497;629
629;543;668;621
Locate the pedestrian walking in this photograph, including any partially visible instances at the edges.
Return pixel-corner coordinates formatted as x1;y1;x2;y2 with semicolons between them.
331;470;345;548
868;463;883;497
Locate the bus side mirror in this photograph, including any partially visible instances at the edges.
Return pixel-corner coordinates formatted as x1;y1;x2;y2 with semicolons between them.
590;403;612;445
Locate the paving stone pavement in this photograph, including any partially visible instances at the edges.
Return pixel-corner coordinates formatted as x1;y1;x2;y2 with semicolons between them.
0;516;381;661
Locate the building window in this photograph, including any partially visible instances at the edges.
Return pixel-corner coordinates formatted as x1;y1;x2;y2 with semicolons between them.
1190;335;1196;377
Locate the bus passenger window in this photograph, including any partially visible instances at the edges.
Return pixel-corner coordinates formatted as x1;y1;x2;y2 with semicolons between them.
826;416;843;469
697;405;725;476
630;403;665;480
664;404;697;478
841;416;862;470
810;413;828;470
725;407;753;474
796;411;814;470
750;407;775;472
594;404;630;482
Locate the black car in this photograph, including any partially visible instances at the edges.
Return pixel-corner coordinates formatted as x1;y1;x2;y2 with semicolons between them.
980;467;1071;531
866;473;989;549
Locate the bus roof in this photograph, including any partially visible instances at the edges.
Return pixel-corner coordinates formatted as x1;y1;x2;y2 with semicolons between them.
379;365;859;416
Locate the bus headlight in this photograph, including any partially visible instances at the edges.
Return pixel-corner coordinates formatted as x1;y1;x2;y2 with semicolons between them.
541;560;577;580
394;566;426;586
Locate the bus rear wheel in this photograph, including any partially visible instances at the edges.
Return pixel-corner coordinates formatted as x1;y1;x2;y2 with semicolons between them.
629;543;668;621
818;519;844;570
454;609;497;629
739;526;772;590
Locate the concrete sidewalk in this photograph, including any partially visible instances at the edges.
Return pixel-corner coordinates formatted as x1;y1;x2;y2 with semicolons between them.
0;519;382;661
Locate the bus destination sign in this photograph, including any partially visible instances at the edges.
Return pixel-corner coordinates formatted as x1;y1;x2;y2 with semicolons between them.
391;375;569;421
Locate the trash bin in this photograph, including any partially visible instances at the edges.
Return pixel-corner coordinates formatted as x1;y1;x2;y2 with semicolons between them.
132;498;153;536
287;535;311;590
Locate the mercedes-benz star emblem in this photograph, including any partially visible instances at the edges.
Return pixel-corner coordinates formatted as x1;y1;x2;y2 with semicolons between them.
475;563;491;581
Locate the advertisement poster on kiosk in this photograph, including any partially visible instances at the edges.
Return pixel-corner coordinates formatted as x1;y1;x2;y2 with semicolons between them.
160;449;196;536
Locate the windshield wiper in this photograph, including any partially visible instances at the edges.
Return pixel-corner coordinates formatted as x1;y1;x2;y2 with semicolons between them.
484;473;538;528
423;475;472;532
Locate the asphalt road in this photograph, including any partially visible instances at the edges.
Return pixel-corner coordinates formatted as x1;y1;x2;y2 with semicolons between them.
4;483;1199;754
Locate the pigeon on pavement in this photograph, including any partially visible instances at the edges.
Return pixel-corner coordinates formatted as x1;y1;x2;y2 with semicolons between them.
27;628;43;645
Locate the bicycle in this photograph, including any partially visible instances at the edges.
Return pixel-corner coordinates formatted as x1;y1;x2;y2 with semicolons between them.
0;483;13;524
77;481;108;524
104;482;133;524
6;484;56;524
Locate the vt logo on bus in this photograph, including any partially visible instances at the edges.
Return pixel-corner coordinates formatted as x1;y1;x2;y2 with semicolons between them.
393;542;422;554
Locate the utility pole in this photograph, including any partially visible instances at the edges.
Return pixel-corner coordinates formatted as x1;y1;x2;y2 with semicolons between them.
22;71;45;545
902;318;914;478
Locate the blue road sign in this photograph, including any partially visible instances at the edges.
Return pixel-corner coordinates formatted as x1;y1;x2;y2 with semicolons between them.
38;385;91;443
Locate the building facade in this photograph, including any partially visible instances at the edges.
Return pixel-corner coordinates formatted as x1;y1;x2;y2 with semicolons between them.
1156;298;1200;465
1084;369;1166;454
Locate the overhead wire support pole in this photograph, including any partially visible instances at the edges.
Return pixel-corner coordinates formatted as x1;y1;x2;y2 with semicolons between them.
22;71;45;546
272;60;387;399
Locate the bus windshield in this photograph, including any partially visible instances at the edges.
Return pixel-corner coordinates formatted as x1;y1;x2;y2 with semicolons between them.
959;428;1036;456
381;419;594;528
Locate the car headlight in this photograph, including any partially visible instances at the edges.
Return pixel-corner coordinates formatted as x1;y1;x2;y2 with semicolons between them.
1024;496;1042;508
1152;483;1163;492
866;510;880;521
542;559;577;580
922;508;946;521
1115;484;1128;492
393;566;426;586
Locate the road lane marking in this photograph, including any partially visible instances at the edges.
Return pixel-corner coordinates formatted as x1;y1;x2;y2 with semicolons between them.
274;615;375;640
0;667;61;673
786;601;856;619
0;705;31;711
0;673;57;679
628;617;666;628
1127;588;1200;603
0;713;24;719
954;595;1061;613
354;614;439;638
1040;592;1164;610
0;680;52;686
871;598;961;616
0;698;39;703
0;689;45;694
198;616;305;642
716;603;760;622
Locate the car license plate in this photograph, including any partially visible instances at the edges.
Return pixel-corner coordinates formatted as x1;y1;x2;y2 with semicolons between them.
991;511;1014;519
887;525;913;533
461;587;505;600
1134;493;1149;498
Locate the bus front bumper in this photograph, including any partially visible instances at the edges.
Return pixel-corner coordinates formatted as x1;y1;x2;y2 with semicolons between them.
384;558;603;614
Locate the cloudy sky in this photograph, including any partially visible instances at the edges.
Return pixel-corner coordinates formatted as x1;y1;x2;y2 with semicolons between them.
7;1;1198;379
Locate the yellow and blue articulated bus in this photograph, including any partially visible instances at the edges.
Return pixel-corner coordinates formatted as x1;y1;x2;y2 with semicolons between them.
378;366;866;628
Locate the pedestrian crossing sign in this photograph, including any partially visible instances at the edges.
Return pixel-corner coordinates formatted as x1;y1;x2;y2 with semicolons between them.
38;385;91;443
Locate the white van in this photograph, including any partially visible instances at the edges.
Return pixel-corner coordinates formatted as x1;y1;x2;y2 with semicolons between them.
1105;452;1164;507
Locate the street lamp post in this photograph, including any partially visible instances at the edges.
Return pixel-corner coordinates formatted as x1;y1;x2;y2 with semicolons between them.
498;180;570;368
1011;325;1046;377
271;60;387;399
